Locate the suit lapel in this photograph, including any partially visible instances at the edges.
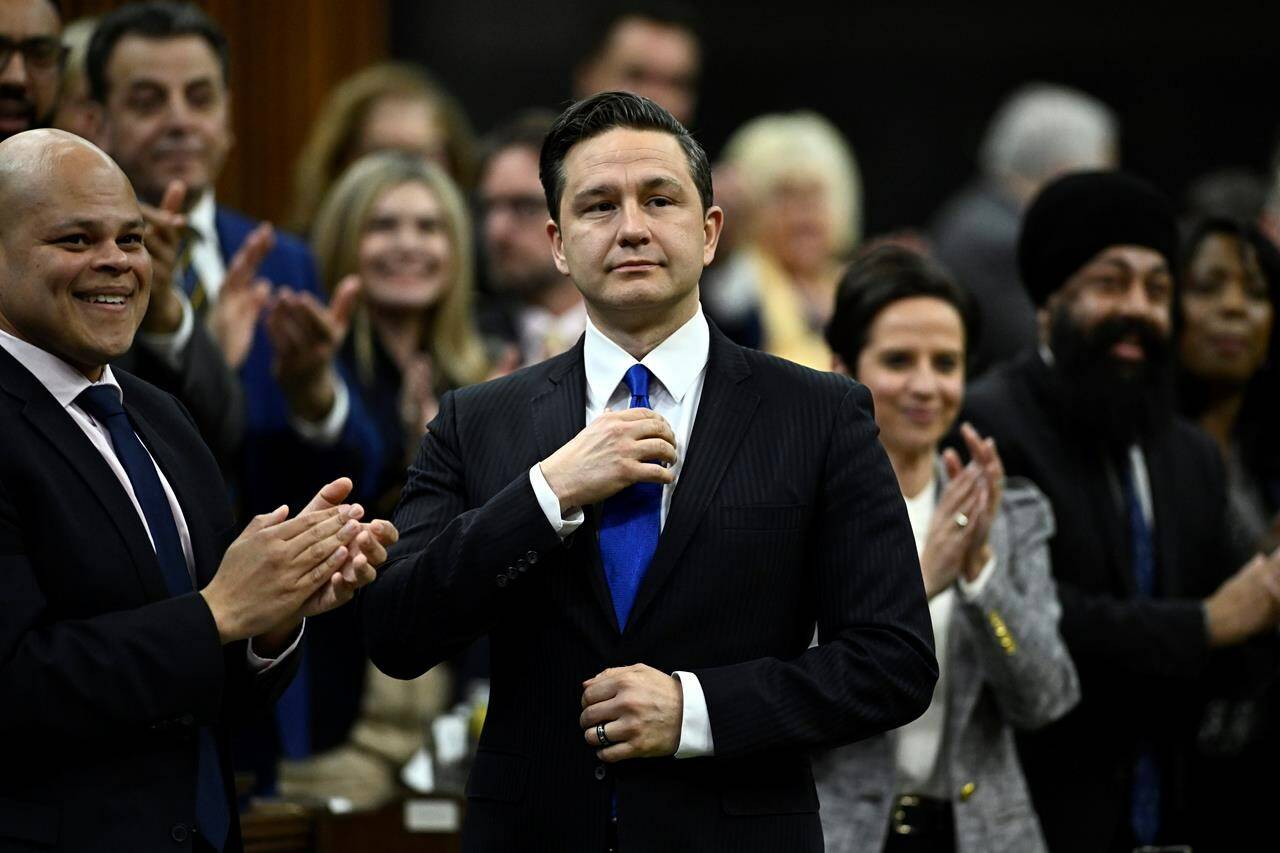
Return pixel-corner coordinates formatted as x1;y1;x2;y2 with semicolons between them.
626;327;759;632
529;341;619;630
0;353;170;603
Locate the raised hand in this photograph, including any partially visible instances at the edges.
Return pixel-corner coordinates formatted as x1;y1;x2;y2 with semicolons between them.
200;503;361;644
210;222;274;369
579;664;683;762
138;180;187;334
1205;548;1280;647
297;476;399;601
920;460;987;598
954;421;1005;581
539;408;678;513
399;351;439;446
266;274;361;423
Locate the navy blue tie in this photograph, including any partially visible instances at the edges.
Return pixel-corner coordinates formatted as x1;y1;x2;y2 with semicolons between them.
76;385;230;851
598;365;663;629
1122;458;1160;846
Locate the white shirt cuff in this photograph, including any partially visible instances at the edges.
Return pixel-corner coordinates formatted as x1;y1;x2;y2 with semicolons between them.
957;554;998;598
529;463;584;537
133;291;195;372
672;670;714;758
246;618;306;674
289;375;349;447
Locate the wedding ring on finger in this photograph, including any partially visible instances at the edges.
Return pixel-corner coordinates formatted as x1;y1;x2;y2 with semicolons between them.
596;722;613;747
953;512;970;529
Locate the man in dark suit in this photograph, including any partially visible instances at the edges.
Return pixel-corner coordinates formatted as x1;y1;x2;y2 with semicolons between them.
361;92;937;852
0;129;394;850
962;171;1280;852
84;0;387;773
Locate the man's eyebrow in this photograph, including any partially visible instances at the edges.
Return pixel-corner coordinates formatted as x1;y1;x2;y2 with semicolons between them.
47;217;146;232
572;184;616;203
639;175;684;194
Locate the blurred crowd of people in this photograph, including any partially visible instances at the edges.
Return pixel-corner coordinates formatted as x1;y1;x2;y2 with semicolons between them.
2;1;1278;851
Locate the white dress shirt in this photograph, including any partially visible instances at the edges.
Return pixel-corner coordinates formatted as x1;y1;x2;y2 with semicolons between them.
894;475;996;796
528;306;715;758
0;329;300;670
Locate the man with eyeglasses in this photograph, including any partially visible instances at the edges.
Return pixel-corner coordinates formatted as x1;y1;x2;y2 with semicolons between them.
478;109;586;367
0;0;63;141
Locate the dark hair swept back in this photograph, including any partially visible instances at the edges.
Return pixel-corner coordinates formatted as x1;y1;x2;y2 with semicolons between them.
825;244;980;377
538;90;713;223
86;1;229;104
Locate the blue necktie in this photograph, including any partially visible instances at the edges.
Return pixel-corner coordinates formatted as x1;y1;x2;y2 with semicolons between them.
598;365;663;629
1122;458;1160;846
76;386;230;851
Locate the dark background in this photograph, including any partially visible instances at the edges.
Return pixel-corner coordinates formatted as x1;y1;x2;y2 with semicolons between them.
392;0;1280;235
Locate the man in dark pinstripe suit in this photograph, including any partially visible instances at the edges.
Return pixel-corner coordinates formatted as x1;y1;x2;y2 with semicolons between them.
361;92;937;853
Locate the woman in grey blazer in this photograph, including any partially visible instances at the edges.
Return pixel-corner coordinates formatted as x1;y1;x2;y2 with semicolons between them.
817;245;1080;853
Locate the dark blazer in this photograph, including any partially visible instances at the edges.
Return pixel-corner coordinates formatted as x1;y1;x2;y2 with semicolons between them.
361;324;938;853
0;347;297;851
962;352;1262;853
216;206;385;516
112;316;246;468
214;207;387;788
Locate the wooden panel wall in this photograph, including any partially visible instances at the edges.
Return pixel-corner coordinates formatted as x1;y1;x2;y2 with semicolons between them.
60;0;389;227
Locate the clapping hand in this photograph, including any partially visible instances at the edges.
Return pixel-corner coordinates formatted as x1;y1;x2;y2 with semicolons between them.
920;423;1004;597
138;180;188;335
210;222;274;369
266;274;361;423
296;476;398;612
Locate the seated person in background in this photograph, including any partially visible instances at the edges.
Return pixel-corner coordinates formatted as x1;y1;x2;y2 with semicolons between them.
705;111;861;366
962;170;1280;853
274;151;492;806
475;109;586;367
0;0;61;142
0;128;392;851
572;5;701;127
311;152;490;521
816;246;1079;853
290;62;477;236
50;15;98;140
1176;217;1280;851
1176;218;1280;553
930;83;1117;374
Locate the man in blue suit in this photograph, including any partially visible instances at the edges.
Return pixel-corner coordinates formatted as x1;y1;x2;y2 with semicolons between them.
86;1;385;783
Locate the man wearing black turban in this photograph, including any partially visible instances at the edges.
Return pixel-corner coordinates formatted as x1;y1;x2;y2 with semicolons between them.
961;171;1280;853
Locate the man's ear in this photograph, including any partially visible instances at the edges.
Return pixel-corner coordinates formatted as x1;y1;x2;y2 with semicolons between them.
548;218;570;276
701;205;724;268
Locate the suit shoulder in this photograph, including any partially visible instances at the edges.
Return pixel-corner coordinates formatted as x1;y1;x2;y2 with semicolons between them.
448;351;570;412
739;347;861;404
999;478;1056;542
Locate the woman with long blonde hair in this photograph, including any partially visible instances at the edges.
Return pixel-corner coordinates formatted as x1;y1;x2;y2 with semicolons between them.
312;150;488;512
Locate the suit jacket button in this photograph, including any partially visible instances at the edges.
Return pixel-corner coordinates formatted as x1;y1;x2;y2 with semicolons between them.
506;567;519;579
526;550;539;565
170;823;189;842
496;575;508;588
594;764;607;781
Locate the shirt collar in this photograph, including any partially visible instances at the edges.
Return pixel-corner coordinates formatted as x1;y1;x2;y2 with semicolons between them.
0;328;123;409
584;305;709;406
186;190;218;247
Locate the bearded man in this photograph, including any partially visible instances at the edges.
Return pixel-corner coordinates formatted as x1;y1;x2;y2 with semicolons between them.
962;170;1280;853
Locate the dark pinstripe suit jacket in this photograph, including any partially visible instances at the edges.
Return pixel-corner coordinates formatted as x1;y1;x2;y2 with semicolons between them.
361;323;937;852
